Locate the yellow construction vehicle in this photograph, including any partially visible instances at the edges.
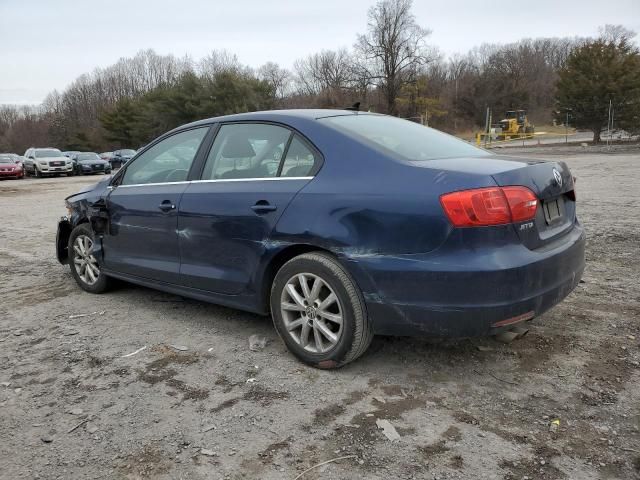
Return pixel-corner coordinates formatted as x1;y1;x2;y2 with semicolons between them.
495;110;534;140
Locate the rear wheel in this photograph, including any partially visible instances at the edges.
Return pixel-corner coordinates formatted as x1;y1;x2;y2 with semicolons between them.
68;223;111;293
270;252;373;369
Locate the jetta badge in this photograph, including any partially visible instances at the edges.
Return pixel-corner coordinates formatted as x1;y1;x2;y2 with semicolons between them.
553;168;563;188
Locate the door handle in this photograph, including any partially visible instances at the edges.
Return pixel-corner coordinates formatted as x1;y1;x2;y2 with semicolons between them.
251;201;277;214
158;200;176;212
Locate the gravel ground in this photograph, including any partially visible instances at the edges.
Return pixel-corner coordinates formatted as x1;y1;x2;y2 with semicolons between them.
1;149;639;480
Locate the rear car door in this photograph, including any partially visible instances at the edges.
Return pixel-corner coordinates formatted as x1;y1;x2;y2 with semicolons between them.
178;123;320;294
102;127;209;284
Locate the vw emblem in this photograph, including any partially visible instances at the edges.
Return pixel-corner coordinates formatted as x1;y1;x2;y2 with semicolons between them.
553;168;563;188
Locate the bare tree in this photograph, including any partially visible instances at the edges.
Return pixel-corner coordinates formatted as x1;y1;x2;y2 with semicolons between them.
257;62;292;103
599;24;636;43
355;0;433;114
293;49;358;107
198;50;247;79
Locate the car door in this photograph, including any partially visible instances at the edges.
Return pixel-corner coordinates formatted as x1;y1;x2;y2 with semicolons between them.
178;123;321;294
102;126;210;284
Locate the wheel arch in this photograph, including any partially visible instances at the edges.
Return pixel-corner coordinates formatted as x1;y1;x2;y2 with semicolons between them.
257;242;377;317
258;244;335;314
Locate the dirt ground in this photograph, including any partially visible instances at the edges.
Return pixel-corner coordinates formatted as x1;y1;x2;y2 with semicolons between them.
1;147;639;480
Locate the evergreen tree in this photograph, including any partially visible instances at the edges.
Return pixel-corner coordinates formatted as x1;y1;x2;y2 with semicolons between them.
556;36;640;143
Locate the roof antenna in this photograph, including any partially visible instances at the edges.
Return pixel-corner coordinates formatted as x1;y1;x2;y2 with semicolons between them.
345;102;360;111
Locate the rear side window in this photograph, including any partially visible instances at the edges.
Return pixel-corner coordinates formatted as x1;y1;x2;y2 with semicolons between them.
280;136;317;177
202;124;291;180
320;114;488;161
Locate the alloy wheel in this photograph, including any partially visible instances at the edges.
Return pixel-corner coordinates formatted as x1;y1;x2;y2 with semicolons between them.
72;234;100;285
280;273;343;353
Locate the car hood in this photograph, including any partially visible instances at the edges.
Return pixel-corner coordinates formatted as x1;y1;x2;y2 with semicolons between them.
0;162;19;167
35;156;68;162
77;159;109;165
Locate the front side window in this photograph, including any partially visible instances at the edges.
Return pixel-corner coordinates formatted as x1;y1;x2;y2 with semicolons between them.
121;127;208;185
202;123;291;180
320;114;489;161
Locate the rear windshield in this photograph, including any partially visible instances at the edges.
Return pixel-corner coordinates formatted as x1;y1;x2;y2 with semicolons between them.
320;114;488;161
35;149;63;158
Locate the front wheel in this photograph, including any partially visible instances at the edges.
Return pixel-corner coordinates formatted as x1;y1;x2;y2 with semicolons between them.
270;252;373;369
68;223;111;293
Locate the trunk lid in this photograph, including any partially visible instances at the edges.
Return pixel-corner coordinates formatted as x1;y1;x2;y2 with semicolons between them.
417;155;576;249
488;156;576;250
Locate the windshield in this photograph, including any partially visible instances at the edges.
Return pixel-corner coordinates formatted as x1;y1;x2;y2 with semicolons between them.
0;155;15;163
320;114;488;161
35;149;64;158
77;153;100;161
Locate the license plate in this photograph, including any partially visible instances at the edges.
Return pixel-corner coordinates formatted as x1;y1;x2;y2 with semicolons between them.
543;198;562;224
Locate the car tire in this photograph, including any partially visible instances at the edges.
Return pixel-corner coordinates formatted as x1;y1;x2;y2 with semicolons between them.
270;252;373;369
68;223;111;294
33;167;40;178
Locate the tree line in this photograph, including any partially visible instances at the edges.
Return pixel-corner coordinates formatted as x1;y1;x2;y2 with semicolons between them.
1;0;638;153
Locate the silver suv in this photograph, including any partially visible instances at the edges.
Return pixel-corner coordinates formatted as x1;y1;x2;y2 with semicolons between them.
23;148;74;177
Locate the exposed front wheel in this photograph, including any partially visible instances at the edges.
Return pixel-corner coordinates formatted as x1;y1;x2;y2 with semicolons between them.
270;252;373;368
68;223;111;293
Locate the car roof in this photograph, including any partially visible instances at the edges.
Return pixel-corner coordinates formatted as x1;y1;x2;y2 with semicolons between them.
173;109;374;132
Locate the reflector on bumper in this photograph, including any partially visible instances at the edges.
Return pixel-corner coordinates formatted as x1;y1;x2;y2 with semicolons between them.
491;311;535;328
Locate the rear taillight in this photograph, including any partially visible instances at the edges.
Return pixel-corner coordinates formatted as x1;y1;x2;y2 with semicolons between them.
440;186;538;227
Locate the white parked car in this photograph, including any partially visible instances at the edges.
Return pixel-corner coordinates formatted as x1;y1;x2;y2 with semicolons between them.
23;148;74;177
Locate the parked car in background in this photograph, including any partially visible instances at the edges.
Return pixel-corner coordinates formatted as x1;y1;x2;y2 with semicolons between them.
63;151;81;158
23;148;73;177
100;152;117;168
0;153;24;168
70;152;112;175
112;149;136;168
0;154;24;179
56;109;585;368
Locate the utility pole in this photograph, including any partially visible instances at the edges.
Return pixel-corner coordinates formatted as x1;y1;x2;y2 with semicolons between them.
484;107;490;147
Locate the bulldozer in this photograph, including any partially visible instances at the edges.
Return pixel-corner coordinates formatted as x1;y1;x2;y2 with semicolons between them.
494;110;534;139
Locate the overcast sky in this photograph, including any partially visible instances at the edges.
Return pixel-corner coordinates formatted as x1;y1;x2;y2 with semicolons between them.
1;0;639;105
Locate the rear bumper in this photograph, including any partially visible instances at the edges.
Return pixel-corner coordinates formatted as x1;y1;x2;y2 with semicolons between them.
345;223;586;337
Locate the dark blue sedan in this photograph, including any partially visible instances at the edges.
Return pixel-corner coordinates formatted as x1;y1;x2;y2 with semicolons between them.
56;110;585;368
